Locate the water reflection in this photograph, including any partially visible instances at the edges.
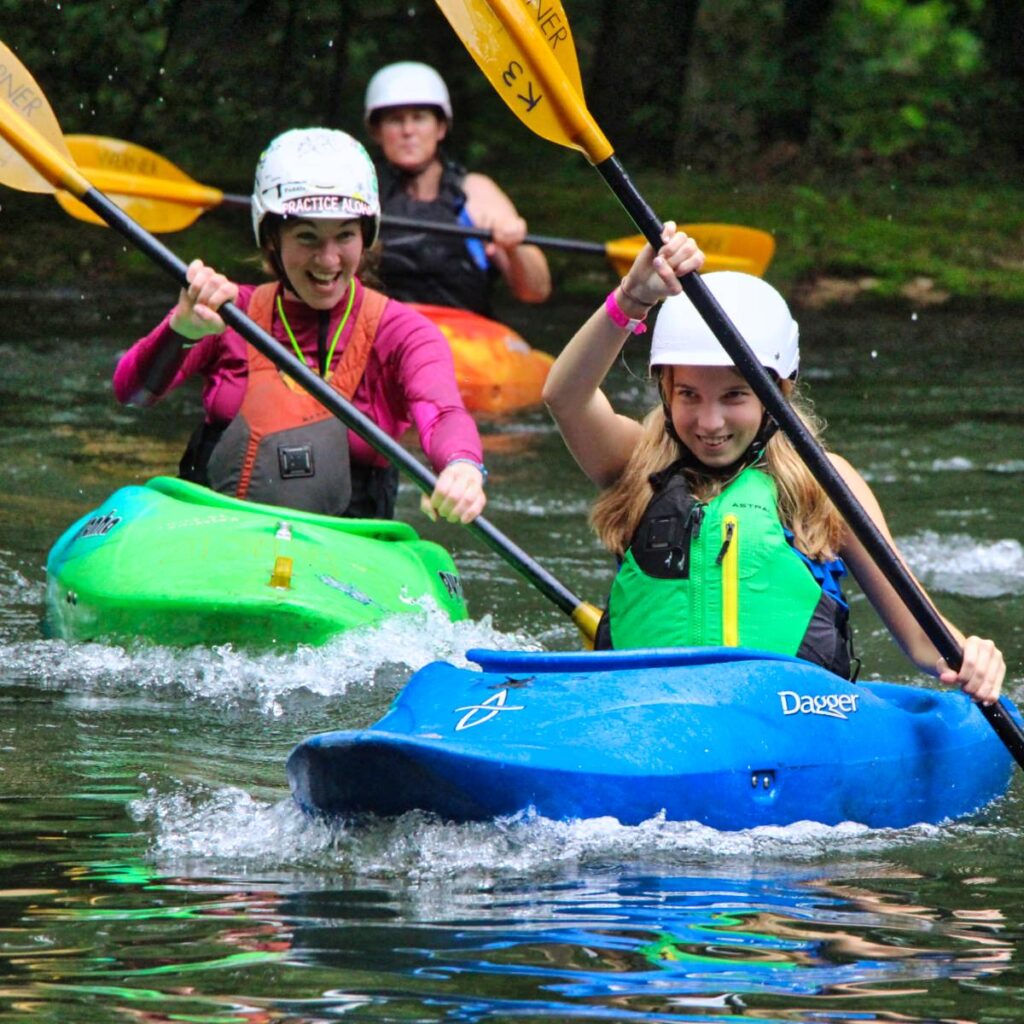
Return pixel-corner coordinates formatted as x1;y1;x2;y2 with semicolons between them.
6;845;1017;1021
276;869;1016;1019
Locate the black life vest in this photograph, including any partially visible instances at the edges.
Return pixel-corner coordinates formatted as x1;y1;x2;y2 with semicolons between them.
376;158;496;316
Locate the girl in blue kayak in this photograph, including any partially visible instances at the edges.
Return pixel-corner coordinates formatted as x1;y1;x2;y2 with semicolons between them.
542;226;1004;705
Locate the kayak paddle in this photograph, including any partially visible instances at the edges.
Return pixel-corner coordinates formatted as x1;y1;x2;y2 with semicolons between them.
434;0;1024;765
380;212;776;278
0;38;602;645
58;133;775;276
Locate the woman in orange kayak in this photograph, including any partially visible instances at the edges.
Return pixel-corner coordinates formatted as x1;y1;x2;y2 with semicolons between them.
114;128;487;525
364;60;551;317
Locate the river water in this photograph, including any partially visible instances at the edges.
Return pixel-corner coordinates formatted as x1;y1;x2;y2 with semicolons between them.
1;287;1023;1022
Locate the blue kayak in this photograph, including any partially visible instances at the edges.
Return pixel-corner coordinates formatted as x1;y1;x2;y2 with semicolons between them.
287;647;1017;829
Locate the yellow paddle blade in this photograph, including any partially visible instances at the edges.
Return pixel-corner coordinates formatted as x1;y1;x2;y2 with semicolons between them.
66;135;226;208
435;0;612;162
508;0;583;97
686;223;777;277
55;135;221;232
55;187;205;232
605;224;777;279
0;40;73;193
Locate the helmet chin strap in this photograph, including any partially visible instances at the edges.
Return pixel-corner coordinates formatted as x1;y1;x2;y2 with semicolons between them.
266;236;301;300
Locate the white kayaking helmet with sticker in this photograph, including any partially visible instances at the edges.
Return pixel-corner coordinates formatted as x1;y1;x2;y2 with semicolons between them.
251;128;380;247
650;272;799;379
364;61;453;124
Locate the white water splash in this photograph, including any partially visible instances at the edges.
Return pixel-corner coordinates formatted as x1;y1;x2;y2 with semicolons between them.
2;603;536;711
931;457;1024;474
898;531;1024;597
931;456;974;472
0;553;42;595
490;495;592;518
991;460;1024;474
132;781;1019;883
0;550;47;642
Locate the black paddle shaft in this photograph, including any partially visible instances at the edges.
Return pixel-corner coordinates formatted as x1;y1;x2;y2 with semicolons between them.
78;187;592;624
379;214;607;254
594;155;1024;767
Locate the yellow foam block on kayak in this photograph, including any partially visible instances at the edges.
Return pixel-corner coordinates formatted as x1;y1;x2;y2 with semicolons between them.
269;555;293;589
412;303;554;416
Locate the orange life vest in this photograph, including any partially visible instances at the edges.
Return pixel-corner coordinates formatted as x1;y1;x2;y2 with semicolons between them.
204;283;389;515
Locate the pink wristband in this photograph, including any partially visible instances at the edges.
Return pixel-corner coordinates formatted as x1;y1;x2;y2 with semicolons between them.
604;289;648;335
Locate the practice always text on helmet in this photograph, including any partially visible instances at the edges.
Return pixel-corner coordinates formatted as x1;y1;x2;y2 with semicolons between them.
650;272;799;380
364;61;453;125
250;128;381;247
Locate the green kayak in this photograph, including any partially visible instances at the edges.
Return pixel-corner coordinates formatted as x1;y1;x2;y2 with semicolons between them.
44;476;467;648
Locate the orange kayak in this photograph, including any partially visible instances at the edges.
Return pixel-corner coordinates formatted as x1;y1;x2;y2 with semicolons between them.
412;303;554;416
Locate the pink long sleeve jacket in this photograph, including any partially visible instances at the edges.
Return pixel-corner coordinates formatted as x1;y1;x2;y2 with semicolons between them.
113;279;484;472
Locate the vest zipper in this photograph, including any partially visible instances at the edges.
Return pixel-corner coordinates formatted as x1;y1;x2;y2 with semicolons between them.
718;516;739;646
715;519;734;565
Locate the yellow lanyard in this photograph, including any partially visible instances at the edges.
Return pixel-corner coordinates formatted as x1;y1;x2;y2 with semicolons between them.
275;281;356;378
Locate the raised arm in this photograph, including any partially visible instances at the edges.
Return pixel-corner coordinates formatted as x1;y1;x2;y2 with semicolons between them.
542;223;704;488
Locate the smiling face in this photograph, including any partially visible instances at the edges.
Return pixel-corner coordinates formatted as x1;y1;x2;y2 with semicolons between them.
371;105;447;173
665;364;765;468
275;217;363;310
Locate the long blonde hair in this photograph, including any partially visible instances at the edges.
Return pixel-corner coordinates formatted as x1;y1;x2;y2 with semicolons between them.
589;371;846;560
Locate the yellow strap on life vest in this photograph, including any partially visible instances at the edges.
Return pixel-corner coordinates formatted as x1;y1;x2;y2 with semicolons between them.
721;515;739;646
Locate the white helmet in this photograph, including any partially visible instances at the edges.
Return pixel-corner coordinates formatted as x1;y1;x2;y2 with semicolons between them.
364;61;453;124
650;272;799;379
251;128;380;246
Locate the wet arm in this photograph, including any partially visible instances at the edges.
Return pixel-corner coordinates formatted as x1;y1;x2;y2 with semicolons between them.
541;300;646;488
831;453;1004;703
463;173;551;303
543;224;703;488
390;309;487;524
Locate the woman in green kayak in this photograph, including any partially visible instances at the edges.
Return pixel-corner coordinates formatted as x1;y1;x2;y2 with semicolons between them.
115;128;487;525
542;226;1005;705
364;60;551;317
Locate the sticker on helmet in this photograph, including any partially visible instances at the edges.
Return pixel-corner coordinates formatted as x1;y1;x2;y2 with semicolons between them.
279;194;374;217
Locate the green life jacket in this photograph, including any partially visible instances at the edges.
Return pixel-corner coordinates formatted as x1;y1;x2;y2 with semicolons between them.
599;465;853;678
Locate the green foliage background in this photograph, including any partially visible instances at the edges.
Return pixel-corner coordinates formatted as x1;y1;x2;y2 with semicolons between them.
2;0;1023;303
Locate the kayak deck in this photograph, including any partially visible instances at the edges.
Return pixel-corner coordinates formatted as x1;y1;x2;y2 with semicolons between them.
44;476;467;647
287;646;1016;829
